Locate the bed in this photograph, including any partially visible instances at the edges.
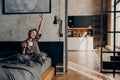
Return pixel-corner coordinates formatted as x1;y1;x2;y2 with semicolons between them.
0;41;63;80
0;54;52;80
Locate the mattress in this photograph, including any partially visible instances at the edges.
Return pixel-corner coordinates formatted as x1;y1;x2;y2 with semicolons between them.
0;57;52;80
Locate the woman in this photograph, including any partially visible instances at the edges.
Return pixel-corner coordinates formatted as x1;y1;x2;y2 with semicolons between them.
21;14;46;65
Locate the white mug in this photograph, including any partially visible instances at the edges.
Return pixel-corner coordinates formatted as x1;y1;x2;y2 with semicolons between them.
28;41;33;47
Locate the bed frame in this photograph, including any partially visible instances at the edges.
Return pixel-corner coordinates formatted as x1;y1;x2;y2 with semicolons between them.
41;67;55;80
0;41;63;80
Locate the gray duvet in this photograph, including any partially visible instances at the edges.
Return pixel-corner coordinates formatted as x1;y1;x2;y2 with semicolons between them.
0;57;51;80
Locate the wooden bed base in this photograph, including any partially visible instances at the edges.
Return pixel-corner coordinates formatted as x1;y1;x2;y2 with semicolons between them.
41;67;55;80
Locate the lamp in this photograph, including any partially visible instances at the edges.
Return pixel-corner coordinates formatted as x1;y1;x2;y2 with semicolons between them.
53;0;63;38
53;16;63;37
53;16;61;24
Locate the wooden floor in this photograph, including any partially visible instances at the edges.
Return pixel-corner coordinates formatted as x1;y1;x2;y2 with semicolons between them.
41;67;55;80
52;50;120;80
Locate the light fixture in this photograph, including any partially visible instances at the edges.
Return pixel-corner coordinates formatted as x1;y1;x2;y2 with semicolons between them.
53;16;61;24
53;0;63;38
53;16;63;37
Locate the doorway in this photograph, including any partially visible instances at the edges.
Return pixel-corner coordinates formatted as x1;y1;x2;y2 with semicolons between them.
66;0;120;79
66;0;110;79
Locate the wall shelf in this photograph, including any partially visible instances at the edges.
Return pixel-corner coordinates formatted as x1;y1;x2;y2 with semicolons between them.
68;28;93;37
68;28;93;30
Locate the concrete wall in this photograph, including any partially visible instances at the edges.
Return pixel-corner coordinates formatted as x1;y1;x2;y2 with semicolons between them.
0;0;65;41
107;0;112;46
68;0;106;15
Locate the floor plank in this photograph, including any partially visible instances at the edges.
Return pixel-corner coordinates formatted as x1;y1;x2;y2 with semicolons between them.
41;67;55;80
53;69;92;80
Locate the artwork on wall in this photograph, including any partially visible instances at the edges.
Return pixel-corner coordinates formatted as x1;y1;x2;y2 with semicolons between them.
3;0;51;14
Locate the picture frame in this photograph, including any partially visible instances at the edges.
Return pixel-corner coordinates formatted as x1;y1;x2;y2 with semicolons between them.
3;0;51;14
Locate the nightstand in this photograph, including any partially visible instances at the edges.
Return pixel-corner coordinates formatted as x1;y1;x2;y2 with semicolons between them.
56;63;64;74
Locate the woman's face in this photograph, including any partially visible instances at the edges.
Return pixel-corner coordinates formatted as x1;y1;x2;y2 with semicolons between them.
29;30;37;39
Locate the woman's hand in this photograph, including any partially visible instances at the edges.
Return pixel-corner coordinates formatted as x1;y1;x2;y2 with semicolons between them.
39;14;44;19
24;42;28;48
38;14;44;34
22;42;28;55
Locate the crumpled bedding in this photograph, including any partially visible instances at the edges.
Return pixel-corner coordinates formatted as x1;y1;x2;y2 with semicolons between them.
0;57;52;80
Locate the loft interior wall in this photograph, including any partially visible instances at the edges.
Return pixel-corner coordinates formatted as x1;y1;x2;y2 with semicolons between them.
68;0;106;16
107;0;112;46
0;0;65;42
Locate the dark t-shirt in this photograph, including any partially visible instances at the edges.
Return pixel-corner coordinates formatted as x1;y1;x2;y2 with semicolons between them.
22;34;41;54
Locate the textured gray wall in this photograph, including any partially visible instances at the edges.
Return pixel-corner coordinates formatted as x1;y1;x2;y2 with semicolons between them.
68;0;106;15
0;0;65;41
